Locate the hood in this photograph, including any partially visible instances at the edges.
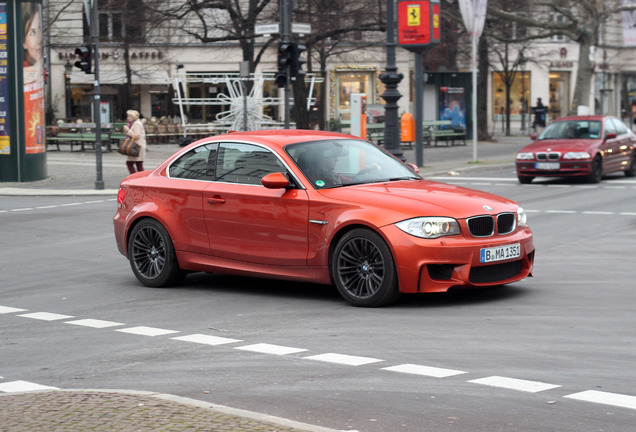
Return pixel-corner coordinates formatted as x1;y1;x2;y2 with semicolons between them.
318;180;519;219
521;138;600;153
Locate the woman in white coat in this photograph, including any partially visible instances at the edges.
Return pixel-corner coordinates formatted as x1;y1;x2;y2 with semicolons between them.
123;109;147;174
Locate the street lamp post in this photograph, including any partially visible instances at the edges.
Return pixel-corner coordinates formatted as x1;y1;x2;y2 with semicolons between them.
64;59;72;120
380;0;405;161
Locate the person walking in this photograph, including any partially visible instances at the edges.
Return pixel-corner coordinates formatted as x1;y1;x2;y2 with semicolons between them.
532;98;546;131
123;110;146;174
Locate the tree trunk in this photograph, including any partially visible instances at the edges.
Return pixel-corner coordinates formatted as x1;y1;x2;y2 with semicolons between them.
570;37;595;115
477;36;492;141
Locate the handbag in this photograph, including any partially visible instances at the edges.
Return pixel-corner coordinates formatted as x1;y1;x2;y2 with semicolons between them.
118;133;141;157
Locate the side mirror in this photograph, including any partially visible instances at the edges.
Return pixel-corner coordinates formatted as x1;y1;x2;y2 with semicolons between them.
606;132;617;139
261;172;290;189
405;162;420;173
530;134;537;140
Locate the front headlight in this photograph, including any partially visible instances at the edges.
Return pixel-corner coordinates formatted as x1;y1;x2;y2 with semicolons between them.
517;207;528;228
563;151;591;160
396;217;460;239
516;152;534;160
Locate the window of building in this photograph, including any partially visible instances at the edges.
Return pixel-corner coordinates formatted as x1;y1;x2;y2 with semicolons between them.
336;70;374;123
550;14;567;42
83;1;145;42
491;72;531;120
549;71;570;119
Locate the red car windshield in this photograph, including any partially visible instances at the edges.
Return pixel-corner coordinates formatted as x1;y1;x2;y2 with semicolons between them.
285;139;420;189
538;120;601;140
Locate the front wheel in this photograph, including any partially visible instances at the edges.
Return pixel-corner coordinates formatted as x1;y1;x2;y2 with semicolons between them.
586;155;603;183
625;156;636;177
517;175;534;184
128;219;186;287
331;229;400;307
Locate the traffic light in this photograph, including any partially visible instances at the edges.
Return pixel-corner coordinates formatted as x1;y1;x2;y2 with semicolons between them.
74;45;92;74
275;42;292;88
290;43;306;81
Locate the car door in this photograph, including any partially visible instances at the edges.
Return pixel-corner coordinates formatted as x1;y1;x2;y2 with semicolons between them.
601;118;622;172
203;142;310;266
610;118;633;171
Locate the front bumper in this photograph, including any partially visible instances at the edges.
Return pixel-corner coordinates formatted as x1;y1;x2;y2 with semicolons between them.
516;160;593;177
381;225;535;294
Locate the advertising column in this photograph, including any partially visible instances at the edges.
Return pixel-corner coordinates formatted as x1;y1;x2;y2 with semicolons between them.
0;0;47;182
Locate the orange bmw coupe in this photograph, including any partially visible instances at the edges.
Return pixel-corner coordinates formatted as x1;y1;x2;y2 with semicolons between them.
114;130;534;307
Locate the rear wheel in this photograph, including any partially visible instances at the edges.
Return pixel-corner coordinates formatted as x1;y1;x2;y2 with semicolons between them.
331;229;400;307
586;155;603;183
128;219;185;287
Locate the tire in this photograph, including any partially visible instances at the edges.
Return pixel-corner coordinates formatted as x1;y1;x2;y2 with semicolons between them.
586;155;603;183
128;219;186;287
625;156;636;177
517;175;534;184
331;228;400;307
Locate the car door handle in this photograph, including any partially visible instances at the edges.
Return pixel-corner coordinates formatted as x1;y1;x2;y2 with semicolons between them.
207;196;226;204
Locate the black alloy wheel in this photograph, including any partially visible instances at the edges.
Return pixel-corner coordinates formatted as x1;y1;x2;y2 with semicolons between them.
586;155;603;183
128;219;185;287
332;228;400;307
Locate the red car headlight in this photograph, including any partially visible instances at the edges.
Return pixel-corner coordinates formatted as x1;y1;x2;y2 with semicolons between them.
396;217;461;239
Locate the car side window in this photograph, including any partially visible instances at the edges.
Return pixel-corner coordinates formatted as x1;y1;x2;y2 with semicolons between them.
611;118;628;136
604;119;617;137
168;143;216;180
215;143;287;185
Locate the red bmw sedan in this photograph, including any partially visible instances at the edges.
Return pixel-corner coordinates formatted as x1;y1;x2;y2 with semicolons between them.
516;115;636;183
114;130;534;307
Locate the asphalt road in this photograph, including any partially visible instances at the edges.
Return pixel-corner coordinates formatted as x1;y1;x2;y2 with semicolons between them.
1;167;636;432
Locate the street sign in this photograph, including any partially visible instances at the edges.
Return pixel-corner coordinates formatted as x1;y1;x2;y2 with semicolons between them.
292;23;311;35
255;23;280;36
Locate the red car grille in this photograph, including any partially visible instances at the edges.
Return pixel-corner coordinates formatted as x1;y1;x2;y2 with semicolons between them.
469;260;522;284
536;152;561;161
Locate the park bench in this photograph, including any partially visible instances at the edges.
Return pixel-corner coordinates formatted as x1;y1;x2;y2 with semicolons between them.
46;123;120;152
423;120;466;147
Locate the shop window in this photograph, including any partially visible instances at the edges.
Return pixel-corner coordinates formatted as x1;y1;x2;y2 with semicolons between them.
336;71;374;123
549;72;570;119
491;72;531;120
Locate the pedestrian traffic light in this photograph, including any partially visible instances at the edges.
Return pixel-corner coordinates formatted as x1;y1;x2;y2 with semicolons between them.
74;45;92;74
290;43;306;81
275;42;292;88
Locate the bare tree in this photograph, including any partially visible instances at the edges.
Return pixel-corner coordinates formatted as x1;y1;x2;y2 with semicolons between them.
488;0;636;115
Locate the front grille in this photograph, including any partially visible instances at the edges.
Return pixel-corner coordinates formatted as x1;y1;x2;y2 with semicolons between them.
536;152;561;161
497;213;516;234
467;216;494;237
469;260;522;284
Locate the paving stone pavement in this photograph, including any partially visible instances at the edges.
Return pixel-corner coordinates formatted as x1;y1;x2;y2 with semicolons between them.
0;390;344;432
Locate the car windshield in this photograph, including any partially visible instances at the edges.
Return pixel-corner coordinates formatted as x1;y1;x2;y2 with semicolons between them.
538;120;601;140
286;139;421;189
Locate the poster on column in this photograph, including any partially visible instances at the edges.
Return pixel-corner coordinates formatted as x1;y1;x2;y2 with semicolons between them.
0;2;9;154
22;2;45;154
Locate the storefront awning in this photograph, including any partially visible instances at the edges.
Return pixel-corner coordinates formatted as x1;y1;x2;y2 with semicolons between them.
69;69;172;86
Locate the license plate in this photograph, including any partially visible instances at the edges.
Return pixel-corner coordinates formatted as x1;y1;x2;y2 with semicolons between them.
535;162;560;170
480;243;521;263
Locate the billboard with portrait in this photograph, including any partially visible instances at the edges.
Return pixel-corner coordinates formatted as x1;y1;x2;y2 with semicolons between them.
0;2;9;154
21;1;45;154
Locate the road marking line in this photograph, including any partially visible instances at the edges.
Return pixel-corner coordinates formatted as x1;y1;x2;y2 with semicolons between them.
0;380;58;393
115;326;179;337
10;208;35;212
582;211;614;215
65;318;124;328
382;364;467;378
304;353;384;366
60;202;83;207
546;210;577;214
469;376;561;393
235;343;308;356
620;212;636;216
0;306;27;314
564;390;636;410
35;205;59;209
19;312;74;321
172;334;242;346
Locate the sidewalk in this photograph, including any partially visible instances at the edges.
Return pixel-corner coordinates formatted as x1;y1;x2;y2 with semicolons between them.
0;389;345;432
0;135;530;196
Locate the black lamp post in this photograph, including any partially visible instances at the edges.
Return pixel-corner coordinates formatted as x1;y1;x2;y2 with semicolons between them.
380;0;405;161
64;59;72;120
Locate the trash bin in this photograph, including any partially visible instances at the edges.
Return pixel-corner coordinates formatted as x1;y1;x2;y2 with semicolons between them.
401;112;415;144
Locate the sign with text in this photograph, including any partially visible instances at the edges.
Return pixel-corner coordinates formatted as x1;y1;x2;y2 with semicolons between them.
397;0;440;52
